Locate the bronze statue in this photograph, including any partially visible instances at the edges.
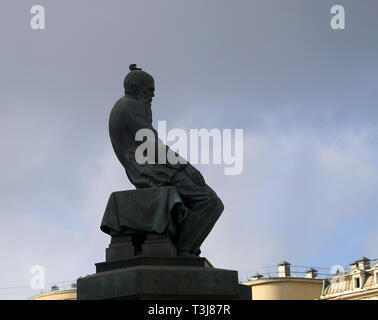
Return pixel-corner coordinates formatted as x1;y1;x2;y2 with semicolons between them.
108;64;224;256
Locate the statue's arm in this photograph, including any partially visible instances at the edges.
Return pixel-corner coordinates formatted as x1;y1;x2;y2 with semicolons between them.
122;102;206;185
123;103;185;170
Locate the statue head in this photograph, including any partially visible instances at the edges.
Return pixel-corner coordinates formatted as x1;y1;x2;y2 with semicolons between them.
124;64;155;106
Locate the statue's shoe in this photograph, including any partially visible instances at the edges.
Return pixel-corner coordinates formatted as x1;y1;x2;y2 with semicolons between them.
177;250;201;257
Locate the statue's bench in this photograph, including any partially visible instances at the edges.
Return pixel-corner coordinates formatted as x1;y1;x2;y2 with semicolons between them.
100;187;189;262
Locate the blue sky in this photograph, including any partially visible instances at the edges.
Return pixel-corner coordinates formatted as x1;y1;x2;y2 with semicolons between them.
1;0;378;299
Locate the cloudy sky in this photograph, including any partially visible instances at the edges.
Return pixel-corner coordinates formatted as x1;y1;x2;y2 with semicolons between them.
1;0;378;299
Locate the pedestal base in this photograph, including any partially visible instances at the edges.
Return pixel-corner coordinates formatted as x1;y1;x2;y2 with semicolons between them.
77;257;251;300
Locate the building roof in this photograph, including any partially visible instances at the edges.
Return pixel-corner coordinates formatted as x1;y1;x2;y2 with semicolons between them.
29;288;77;300
322;262;378;298
357;256;370;262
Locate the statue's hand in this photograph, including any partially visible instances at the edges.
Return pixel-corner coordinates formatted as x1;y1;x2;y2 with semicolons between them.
184;164;206;186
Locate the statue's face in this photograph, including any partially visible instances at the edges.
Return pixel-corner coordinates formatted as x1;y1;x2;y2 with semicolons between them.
136;79;155;106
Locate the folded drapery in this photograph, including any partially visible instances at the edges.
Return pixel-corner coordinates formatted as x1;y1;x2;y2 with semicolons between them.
100;187;189;237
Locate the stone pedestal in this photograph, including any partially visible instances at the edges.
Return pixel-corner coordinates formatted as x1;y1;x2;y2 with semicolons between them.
105;233;178;262
77;256;251;300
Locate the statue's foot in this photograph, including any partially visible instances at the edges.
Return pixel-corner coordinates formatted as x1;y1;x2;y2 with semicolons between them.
177;250;201;257
177;251;196;257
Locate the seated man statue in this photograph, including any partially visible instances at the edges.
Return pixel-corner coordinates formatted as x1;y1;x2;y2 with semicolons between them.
108;64;224;257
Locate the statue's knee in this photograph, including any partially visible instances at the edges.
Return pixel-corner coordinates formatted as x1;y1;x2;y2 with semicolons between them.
216;196;224;214
208;193;224;215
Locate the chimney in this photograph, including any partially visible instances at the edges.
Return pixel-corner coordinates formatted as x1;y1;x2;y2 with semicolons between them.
252;273;263;281
278;261;291;277
349;260;359;272
305;268;318;279
357;257;370;271
51;285;59;291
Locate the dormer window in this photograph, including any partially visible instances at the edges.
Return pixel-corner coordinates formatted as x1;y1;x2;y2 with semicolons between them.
354;277;360;289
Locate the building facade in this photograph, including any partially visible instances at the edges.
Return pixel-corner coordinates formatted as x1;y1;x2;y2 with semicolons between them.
242;261;323;300
320;257;378;300
29;284;77;300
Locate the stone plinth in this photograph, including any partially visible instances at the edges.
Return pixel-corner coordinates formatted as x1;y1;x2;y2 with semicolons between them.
77;257;251;300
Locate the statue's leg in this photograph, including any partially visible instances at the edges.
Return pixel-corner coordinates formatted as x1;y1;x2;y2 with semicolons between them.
171;171;224;256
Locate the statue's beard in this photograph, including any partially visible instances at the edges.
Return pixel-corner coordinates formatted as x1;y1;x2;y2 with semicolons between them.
136;97;151;107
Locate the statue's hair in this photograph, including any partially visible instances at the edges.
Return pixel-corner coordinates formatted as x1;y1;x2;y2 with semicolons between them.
123;64;154;95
